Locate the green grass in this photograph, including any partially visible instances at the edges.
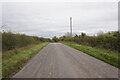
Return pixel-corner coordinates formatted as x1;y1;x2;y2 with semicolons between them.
2;42;49;78
61;42;119;69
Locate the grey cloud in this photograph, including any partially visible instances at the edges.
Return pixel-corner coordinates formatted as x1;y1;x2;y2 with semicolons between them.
2;2;118;38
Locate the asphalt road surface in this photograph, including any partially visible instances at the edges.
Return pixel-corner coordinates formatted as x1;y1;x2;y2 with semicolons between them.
13;43;118;78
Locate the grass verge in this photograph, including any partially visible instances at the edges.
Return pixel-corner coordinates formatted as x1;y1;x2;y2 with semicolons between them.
61;42;119;69
2;42;49;78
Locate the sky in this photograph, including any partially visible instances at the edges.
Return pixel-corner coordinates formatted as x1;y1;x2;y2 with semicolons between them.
1;0;119;38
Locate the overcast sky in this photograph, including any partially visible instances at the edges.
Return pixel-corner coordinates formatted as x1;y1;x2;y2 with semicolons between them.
2;1;118;38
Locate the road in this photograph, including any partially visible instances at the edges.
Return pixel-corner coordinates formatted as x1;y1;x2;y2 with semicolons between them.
13;43;118;78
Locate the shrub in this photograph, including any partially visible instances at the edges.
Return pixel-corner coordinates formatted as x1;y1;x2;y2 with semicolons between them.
2;32;51;51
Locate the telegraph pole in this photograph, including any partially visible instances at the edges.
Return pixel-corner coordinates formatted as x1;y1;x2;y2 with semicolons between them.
70;17;72;37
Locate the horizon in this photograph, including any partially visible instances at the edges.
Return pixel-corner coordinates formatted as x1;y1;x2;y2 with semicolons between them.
1;30;118;39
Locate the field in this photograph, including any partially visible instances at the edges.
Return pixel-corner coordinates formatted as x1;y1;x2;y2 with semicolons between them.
2;31;119;78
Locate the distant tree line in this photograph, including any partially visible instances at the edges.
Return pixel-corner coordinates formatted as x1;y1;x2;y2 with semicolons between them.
52;31;120;52
2;32;51;51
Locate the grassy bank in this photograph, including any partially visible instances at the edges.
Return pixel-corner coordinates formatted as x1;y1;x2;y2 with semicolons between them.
2;42;49;78
61;42;119;69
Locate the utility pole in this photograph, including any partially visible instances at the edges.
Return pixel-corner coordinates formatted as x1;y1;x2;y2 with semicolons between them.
70;17;72;37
